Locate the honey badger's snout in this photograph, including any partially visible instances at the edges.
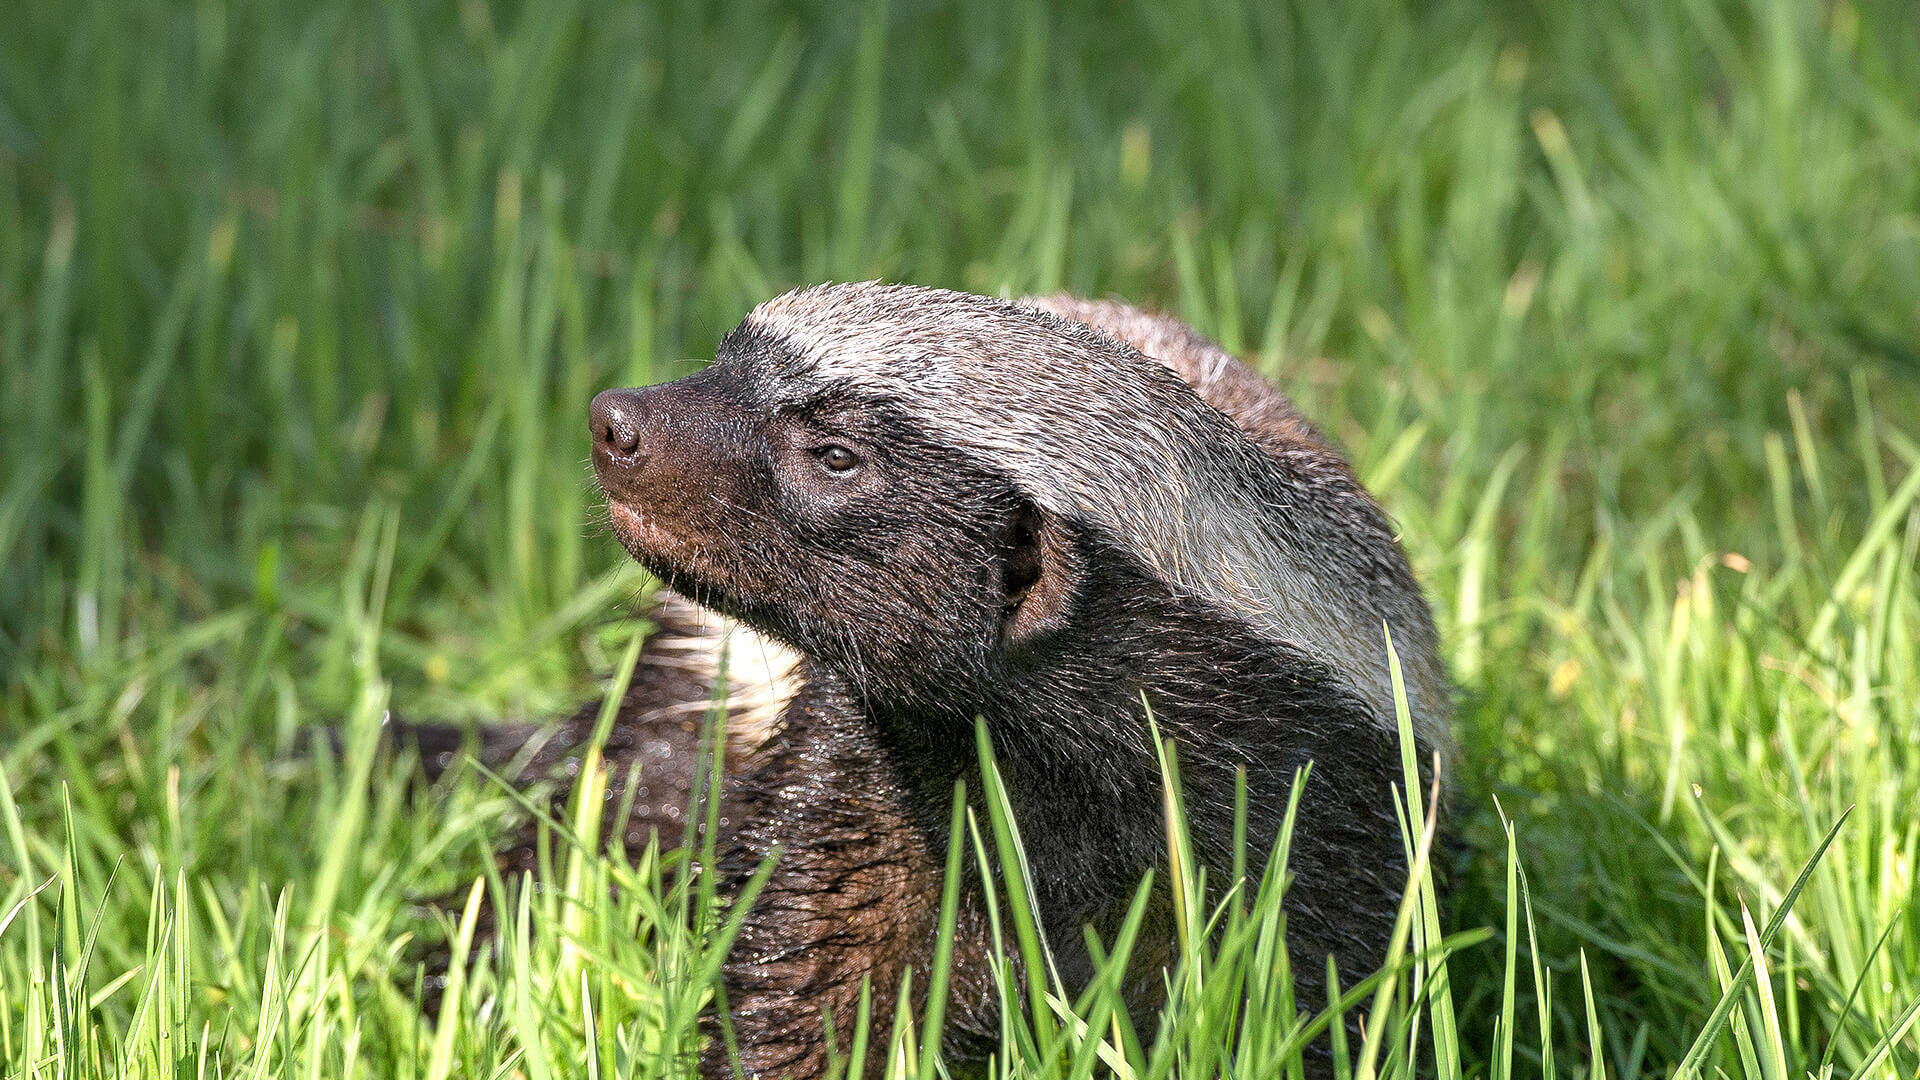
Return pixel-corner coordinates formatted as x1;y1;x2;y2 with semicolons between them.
591;375;742;503
590;383;705;497
588;374;758;580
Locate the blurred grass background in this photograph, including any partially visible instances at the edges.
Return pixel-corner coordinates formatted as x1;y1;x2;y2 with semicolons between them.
3;0;1920;1076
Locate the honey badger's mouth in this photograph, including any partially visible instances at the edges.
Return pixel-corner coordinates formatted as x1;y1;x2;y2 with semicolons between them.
604;500;653;549
605;498;762;625
607;500;710;582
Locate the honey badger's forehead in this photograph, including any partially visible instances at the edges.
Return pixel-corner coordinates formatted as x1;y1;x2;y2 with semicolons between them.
732;285;1227;518
733;282;1182;408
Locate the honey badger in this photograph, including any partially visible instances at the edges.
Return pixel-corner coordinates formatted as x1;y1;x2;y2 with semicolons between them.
434;282;1451;1074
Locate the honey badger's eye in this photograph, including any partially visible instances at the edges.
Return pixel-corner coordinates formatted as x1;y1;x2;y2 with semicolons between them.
817;445;861;474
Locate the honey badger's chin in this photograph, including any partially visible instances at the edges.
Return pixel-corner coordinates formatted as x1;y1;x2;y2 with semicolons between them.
599;499;790;639
602;501;672;566
601;500;742;612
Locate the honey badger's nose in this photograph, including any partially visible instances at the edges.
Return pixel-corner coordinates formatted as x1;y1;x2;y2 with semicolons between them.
591;387;648;466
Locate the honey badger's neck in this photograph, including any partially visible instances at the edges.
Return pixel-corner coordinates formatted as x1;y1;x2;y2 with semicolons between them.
816;532;1402;923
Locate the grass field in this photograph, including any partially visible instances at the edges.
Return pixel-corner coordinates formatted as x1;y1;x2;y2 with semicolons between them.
5;0;1920;1076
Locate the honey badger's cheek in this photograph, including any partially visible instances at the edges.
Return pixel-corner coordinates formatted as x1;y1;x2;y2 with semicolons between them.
889;534;1003;627
802;536;1006;676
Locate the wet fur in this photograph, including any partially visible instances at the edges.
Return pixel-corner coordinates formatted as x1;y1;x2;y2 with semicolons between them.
413;285;1451;1077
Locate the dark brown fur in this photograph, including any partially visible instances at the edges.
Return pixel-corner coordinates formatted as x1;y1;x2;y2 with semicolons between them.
409;284;1449;1077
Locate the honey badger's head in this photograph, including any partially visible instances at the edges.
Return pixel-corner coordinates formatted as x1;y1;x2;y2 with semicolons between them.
589;292;1091;703
591;282;1448;738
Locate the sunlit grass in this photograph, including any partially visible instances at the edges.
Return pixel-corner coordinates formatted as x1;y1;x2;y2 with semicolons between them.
5;0;1920;1075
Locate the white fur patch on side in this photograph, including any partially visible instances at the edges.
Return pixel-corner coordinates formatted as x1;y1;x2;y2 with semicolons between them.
643;592;803;753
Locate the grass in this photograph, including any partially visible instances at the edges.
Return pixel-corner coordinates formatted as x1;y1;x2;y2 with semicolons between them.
3;0;1920;1075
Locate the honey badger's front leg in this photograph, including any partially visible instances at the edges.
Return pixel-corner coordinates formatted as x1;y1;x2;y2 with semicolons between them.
710;683;1001;1078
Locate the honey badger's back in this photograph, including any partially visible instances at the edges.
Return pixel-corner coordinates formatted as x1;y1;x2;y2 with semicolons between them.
1019;293;1334;455
1019;291;1448;719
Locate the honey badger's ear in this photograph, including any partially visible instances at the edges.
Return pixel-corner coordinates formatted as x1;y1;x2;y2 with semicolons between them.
1002;499;1079;645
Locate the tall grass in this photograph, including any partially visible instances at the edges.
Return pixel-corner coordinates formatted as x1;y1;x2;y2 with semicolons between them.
4;0;1920;1076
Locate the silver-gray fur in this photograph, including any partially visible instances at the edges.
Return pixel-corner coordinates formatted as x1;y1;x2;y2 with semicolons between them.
743;282;1449;746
